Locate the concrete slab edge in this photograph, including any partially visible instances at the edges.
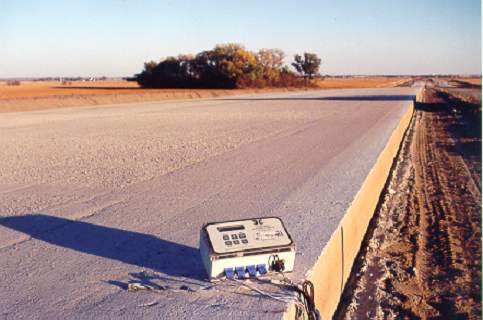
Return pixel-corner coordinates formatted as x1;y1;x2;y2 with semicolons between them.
283;89;422;320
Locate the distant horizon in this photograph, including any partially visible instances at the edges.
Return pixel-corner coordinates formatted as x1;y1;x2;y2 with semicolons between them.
1;74;481;81
2;0;481;78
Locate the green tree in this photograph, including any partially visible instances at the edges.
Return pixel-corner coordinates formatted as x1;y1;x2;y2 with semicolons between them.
292;53;321;85
135;60;158;87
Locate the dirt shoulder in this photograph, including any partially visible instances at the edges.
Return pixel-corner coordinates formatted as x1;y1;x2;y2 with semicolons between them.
0;85;301;113
334;85;481;319
0;77;410;113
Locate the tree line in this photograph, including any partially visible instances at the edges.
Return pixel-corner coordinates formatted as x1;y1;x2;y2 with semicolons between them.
134;43;321;89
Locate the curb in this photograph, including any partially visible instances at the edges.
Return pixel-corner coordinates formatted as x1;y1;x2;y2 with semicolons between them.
284;89;422;319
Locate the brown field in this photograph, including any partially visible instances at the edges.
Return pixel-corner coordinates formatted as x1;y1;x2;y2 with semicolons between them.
456;77;481;85
315;76;411;88
0;80;141;99
0;77;409;113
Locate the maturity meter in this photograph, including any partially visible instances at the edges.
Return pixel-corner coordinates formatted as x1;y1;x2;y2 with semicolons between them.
199;217;295;281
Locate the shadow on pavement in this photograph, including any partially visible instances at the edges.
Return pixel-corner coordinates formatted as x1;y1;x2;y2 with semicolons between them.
220;95;416;102
0;214;205;280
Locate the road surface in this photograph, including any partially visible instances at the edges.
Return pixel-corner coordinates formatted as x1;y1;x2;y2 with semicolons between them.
0;88;419;319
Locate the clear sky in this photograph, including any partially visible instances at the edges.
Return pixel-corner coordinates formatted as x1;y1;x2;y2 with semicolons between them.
1;0;481;77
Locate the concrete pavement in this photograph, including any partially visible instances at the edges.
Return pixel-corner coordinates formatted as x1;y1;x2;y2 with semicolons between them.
0;87;420;319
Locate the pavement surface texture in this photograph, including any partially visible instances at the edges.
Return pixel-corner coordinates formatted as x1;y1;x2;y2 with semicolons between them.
0;87;419;319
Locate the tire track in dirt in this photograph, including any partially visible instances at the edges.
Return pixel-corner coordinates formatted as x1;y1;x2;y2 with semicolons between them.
334;86;481;319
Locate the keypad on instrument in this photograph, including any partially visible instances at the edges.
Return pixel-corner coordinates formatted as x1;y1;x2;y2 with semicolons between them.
222;232;248;246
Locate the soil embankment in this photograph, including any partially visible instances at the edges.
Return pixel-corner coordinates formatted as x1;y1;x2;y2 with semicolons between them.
335;85;481;319
0;77;410;113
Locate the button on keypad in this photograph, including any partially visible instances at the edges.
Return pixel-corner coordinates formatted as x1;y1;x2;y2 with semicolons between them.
223;232;248;246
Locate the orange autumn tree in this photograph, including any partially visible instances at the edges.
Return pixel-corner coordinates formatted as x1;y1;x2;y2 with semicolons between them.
135;43;313;88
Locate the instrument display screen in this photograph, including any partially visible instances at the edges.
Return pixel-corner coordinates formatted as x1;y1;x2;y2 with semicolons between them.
217;225;245;232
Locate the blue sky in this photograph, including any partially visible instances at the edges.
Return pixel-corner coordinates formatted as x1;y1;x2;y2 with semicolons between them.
1;0;481;77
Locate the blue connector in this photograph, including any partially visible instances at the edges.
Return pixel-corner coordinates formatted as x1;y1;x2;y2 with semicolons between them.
256;264;268;275
224;267;235;280
235;266;246;279
247;265;257;277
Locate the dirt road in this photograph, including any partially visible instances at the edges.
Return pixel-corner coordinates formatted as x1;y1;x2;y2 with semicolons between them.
335;85;481;319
